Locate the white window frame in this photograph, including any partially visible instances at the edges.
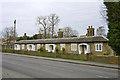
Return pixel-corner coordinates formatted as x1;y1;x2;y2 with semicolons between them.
60;44;65;50
22;44;24;50
95;43;103;52
71;44;77;51
37;44;41;50
45;44;49;50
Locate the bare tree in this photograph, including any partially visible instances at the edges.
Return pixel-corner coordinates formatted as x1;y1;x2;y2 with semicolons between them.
63;27;72;37
48;14;60;38
2;27;17;44
47;26;52;38
99;3;108;29
37;16;49;39
96;26;106;36
2;27;11;40
72;30;79;37
63;27;78;37
99;4;108;20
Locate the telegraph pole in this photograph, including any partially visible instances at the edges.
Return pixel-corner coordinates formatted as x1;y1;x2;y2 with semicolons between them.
13;19;16;53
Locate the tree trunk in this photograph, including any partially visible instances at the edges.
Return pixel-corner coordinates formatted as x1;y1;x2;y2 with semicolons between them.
52;25;54;38
44;29;46;39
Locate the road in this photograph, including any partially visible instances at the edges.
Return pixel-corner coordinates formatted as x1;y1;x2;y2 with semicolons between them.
2;54;118;78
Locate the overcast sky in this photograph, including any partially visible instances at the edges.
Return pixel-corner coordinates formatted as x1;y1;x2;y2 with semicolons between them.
0;0;108;37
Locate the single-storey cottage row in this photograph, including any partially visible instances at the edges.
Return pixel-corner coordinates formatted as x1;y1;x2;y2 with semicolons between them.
14;26;114;55
15;36;113;55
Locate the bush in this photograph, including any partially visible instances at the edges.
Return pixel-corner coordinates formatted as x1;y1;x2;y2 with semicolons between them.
103;51;108;55
38;47;45;52
38;47;43;52
55;46;59;53
62;47;65;53
43;47;46;52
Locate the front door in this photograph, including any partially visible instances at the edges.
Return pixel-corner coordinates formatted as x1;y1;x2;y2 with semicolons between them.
81;45;84;55
49;45;53;52
79;45;87;55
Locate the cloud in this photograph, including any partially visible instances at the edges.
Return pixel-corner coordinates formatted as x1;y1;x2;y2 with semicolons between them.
1;0;103;3
1;1;108;37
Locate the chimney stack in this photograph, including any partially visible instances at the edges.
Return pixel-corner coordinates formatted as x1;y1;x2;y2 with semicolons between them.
23;33;27;40
91;26;92;28
87;26;94;36
37;30;42;39
58;28;63;38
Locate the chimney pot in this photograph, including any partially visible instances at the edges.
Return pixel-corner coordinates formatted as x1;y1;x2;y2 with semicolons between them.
89;26;90;28
58;28;63;38
23;33;27;40
24;33;26;36
91;26;92;28
59;28;62;32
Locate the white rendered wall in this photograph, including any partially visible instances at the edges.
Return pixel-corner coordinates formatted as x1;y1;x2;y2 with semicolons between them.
27;44;35;51
45;44;56;52
14;44;20;50
45;44;49;51
78;43;90;54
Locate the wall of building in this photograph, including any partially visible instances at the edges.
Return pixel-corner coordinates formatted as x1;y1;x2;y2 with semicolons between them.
14;42;114;56
90;43;114;56
103;43;114;56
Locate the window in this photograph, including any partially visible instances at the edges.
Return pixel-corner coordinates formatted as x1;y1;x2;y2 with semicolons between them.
60;44;65;50
22;44;24;50
95;43;103;51
45;44;49;50
71;44;77;51
37;44;41;50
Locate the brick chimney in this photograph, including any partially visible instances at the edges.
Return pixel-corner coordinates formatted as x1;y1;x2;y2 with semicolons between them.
23;33;27;40
87;26;94;36
58;28;63;38
37;30;42;39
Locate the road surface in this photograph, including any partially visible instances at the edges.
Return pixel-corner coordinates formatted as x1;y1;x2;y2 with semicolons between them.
2;54;118;78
